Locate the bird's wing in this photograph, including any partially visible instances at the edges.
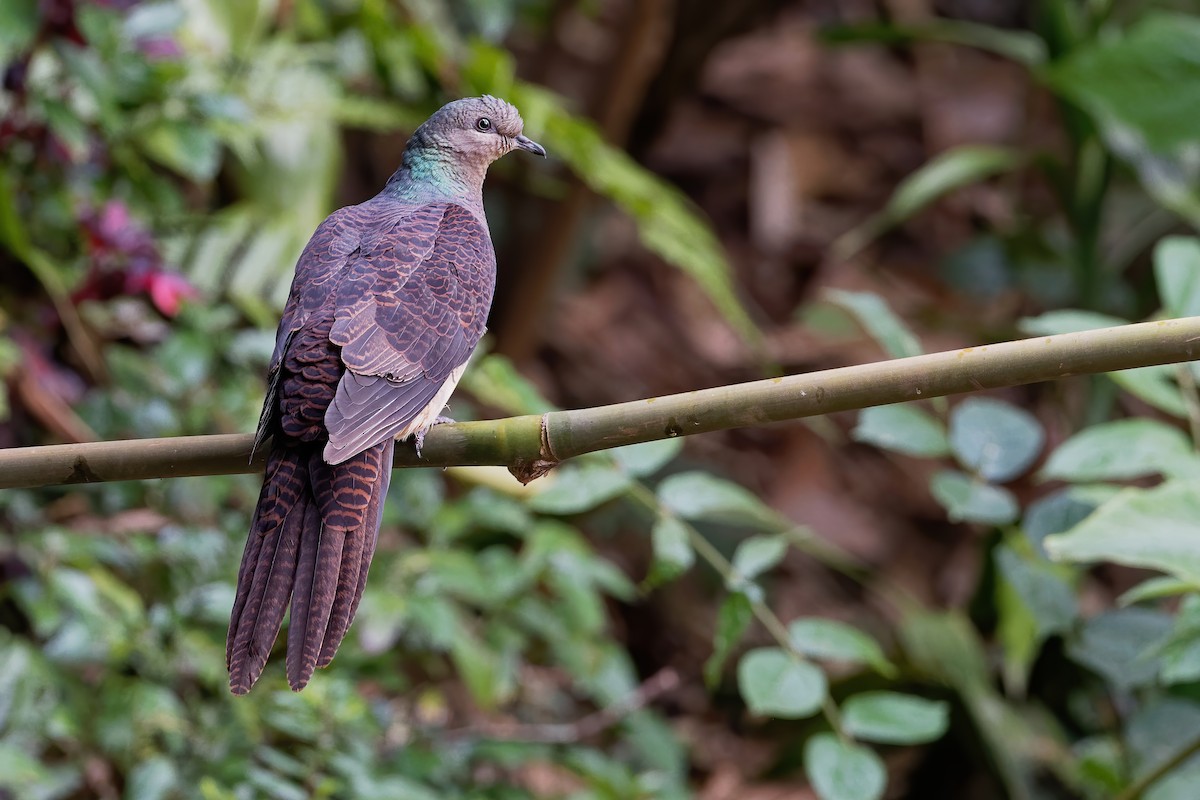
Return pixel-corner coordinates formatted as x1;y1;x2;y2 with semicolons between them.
321;201;496;463
252;205;372;457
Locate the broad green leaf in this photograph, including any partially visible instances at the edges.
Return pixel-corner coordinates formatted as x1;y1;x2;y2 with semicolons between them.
737;647;826;719
899;611;1036;799
139;121;223;182
704;592;753;688
1045;481;1200;584
462;353;555;416
834;146;1024;259
1072;736;1126;799
821;19;1045;64
732;535;788;580
949;398;1044;482
899;610;990;692
610;438;684;477
0;742;52;791
1066;608;1172;690
527;463;630;515
1110;365;1189;419
788;618;896;677
842;692;950;745
803;733;886;800
1120;576;1200;606
1022;488;1102;557
1017;309;1129;335
1045;13;1200;152
825;290;922;359
1155;236;1200;318
1040;419;1194;482
649;515;694;583
852;404;950;458
657;471;780;530
1125;699;1200;800
996;545;1076;638
451;630;513;710
126;758;179;800
996;542;1077;694
1163;648;1200;686
930;470;1019;525
0;0;37;50
531;94;761;347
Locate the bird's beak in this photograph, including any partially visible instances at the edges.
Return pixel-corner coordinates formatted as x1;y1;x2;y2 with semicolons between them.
514;135;547;158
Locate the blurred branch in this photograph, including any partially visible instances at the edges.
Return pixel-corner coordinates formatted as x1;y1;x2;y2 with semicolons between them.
443;667;680;743
494;0;671;360
1;318;1198;489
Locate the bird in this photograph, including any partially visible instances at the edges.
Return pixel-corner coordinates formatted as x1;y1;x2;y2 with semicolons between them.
225;96;546;695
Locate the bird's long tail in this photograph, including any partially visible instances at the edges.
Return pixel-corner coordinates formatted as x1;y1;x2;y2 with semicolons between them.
226;439;394;694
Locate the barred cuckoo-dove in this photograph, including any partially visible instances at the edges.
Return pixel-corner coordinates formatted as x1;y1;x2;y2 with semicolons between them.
226;96;545;694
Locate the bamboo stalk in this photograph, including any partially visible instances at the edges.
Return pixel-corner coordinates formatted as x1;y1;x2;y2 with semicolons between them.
1;318;1197;489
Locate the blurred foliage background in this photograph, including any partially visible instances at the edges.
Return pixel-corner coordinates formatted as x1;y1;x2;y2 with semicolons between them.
4;0;1200;798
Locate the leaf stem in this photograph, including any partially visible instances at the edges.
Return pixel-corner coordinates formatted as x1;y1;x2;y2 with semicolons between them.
1114;732;1200;800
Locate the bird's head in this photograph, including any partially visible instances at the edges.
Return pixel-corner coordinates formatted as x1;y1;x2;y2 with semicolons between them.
412;95;546;168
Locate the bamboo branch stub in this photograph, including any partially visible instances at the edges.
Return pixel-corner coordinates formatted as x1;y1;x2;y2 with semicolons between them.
0;318;1197;490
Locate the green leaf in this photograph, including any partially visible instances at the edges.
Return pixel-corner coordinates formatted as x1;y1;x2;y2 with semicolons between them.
842;692;950;745
949;398;1044;482
995;541;1077;694
463;353;555;416
852;404;950;458
821;19;1046;64
1110;365;1190;419
451;630;513;710
1073;736;1127;798
788;618;896;677
1159;598;1200;684
139;121;222;182
527;463;630;515
704;592;753;688
1120;576;1200;606
732;535;788;580
1022;488;1101;557
737;647;827;719
532;95;761;348
997;544;1076;640
1045;481;1200;584
834;146;1024;258
610;438;684;477
649;515;694;583
657;471;780;530
1066;608;1172;690
825;290;922;359
1044;13;1200;152
0;0;37;50
126;758;179;800
1017;309;1129;335
1125;699;1200;800
803;733;886;800
1164;649;1200;686
1040;419;1194;482
930;470;1019;525
0;742;52;791
1155;236;1200;318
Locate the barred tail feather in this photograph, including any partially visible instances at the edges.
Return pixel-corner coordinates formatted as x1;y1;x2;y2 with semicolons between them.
319;441;393;667
227;446;308;695
227;440;392;694
286;441;392;691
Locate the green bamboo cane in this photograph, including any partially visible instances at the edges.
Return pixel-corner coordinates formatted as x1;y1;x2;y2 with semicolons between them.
1;317;1196;489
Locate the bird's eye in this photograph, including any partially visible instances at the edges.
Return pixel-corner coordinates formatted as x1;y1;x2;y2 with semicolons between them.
476;117;492;132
